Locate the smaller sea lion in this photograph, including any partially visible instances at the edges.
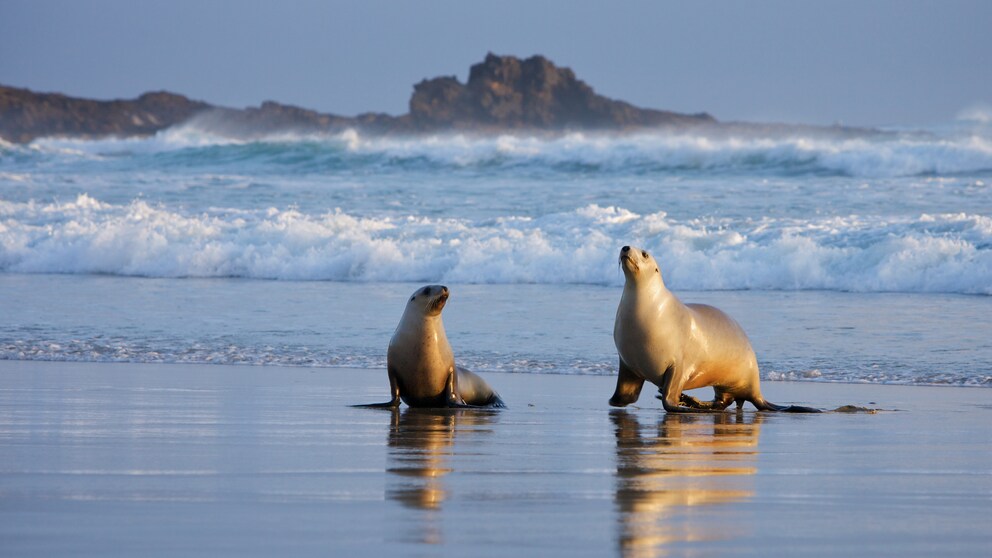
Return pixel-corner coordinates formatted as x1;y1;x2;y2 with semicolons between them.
356;285;505;409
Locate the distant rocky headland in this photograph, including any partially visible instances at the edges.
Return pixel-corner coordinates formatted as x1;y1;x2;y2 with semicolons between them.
0;53;868;144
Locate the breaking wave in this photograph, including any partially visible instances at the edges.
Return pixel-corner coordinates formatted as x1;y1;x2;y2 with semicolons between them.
15;124;992;178
2;195;989;294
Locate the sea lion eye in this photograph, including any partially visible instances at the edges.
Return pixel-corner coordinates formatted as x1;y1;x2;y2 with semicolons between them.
410;296;416;301
422;287;432;295
641;250;648;258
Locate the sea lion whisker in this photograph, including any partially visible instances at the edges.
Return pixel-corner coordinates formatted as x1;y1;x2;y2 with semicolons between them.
430;291;450;312
619;254;638;273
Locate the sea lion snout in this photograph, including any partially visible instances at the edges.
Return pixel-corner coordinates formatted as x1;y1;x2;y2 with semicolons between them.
619;245;632;263
417;285;447;297
619;245;640;272
421;284;448;314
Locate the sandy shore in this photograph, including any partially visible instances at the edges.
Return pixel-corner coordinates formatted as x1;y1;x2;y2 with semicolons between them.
1;360;990;557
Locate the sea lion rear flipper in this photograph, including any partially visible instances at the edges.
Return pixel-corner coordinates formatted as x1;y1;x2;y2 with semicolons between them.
654;364;711;413
453;367;506;409
678;390;735;410
486;393;507;409
751;396;822;413
779;405;822;413
443;392;506;409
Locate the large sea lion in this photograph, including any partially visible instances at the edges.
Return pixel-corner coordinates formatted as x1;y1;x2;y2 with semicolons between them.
610;245;819;413
356;285;506;409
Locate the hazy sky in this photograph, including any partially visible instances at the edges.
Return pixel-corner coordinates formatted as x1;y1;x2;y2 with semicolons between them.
1;0;989;126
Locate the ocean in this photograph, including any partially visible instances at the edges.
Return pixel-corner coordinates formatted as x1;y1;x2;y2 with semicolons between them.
2;121;990;387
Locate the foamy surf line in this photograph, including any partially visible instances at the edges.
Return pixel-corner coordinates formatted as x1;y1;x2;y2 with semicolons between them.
2;340;989;387
17;125;992;178
1;195;990;294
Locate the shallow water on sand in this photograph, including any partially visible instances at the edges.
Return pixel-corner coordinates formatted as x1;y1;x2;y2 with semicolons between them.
1;364;989;557
2;273;989;386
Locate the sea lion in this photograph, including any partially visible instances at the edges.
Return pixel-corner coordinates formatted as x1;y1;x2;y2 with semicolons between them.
356;285;506;409
610;245;819;413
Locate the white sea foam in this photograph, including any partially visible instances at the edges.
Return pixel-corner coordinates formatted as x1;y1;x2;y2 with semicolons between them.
28;127;247;156
957;103;992;124
1;195;989;294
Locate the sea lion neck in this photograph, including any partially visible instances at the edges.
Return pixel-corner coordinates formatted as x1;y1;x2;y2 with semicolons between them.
623;270;667;299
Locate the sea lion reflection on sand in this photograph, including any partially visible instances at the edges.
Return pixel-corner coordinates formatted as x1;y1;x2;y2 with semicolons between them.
385;407;500;544
356;285;506;409
611;246;820;413
613;411;761;556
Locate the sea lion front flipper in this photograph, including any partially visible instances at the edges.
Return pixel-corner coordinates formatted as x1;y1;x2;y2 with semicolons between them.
352;367;403;408
353;401;400;408
444;365;467;407
609;359;645;407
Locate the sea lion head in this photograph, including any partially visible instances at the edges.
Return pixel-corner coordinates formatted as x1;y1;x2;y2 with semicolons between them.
407;284;450;317
619;245;662;282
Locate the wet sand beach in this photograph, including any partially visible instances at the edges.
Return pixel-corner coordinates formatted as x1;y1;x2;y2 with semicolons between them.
1;361;990;557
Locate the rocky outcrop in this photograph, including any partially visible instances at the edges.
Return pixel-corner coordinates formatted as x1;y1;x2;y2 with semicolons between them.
0;86;210;143
2;53;720;143
410;53;714;131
